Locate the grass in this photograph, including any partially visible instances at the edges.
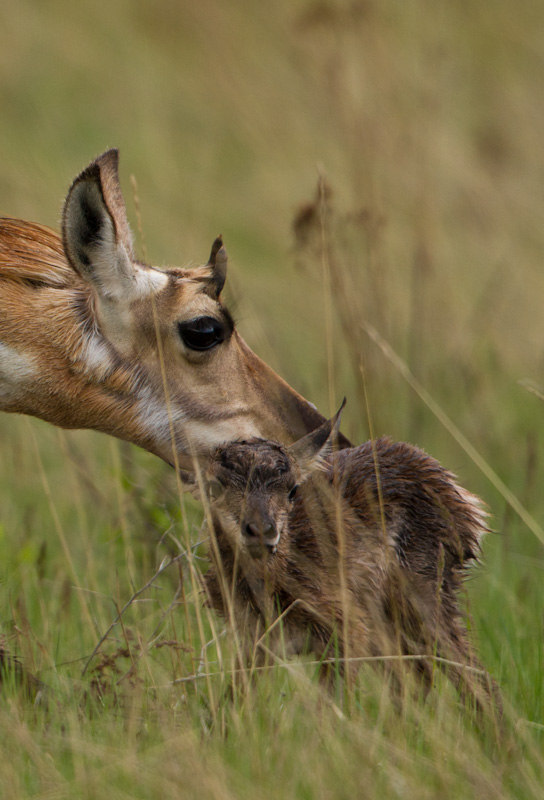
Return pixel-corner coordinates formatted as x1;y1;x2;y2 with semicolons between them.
0;0;544;797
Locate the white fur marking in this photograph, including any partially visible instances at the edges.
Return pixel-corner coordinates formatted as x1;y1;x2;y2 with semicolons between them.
0;343;38;401
183;419;262;451
80;335;115;380
136;387;188;444
136;387;260;454
135;265;169;296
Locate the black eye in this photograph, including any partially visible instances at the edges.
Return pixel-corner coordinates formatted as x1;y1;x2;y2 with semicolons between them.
288;484;299;502
178;316;225;351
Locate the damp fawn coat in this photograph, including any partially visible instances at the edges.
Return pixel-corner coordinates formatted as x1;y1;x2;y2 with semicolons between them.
183;405;494;703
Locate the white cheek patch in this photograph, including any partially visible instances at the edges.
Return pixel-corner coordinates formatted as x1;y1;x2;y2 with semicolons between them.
135;390;261;457
182;418;262;452
79;335;116;381
136;386;188;445
0;343;38;402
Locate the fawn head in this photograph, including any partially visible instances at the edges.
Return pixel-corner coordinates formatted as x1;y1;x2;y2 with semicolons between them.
183;401;345;558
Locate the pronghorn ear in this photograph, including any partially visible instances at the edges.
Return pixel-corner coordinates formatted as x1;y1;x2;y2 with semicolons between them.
288;398;346;481
202;235;228;299
61;149;139;300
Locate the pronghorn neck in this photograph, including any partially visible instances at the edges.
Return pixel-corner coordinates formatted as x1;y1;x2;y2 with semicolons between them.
0;151;344;464
0;217;153;449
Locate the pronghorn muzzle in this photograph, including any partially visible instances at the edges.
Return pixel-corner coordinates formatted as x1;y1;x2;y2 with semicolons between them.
242;513;280;557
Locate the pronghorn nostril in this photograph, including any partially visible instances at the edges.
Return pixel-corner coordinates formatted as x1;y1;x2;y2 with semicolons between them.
245;522;259;538
245;521;277;544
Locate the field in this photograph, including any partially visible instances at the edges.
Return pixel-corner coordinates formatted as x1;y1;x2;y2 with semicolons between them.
0;1;543;797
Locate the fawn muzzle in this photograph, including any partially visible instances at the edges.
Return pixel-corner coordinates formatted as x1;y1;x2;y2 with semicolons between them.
243;516;280;556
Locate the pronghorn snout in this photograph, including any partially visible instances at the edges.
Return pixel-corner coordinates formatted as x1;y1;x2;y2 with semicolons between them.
243;517;280;555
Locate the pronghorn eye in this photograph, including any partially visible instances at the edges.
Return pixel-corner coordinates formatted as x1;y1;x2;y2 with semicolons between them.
288;484;299;502
178;316;225;351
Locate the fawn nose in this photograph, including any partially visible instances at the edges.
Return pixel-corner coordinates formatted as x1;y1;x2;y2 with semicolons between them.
243;519;279;551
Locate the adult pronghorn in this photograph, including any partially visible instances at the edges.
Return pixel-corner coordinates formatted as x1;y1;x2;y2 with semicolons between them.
0;149;345;467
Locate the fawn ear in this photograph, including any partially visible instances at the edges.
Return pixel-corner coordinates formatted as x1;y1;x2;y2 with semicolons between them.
62;149;166;302
288;398;346;480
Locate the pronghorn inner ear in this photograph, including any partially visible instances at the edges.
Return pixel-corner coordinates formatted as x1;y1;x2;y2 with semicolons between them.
62;149;137;299
202;235;227;299
288;398;346;480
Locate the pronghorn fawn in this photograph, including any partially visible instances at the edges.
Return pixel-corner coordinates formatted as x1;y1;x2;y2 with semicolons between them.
0;149;341;470
182;402;497;709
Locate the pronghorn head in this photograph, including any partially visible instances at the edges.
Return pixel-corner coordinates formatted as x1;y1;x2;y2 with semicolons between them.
0;150;341;467
181;401;345;558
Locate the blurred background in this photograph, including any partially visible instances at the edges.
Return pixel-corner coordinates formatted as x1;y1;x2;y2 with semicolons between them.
2;2;544;434
0;0;543;731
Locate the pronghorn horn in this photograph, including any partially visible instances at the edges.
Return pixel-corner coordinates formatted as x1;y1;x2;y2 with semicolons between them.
204;234;227;299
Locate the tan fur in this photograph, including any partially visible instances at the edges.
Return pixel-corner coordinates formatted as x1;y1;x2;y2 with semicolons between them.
0;151;336;466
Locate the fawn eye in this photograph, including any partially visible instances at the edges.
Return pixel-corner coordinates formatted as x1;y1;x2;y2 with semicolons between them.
288;484;299;502
178;316;225;351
